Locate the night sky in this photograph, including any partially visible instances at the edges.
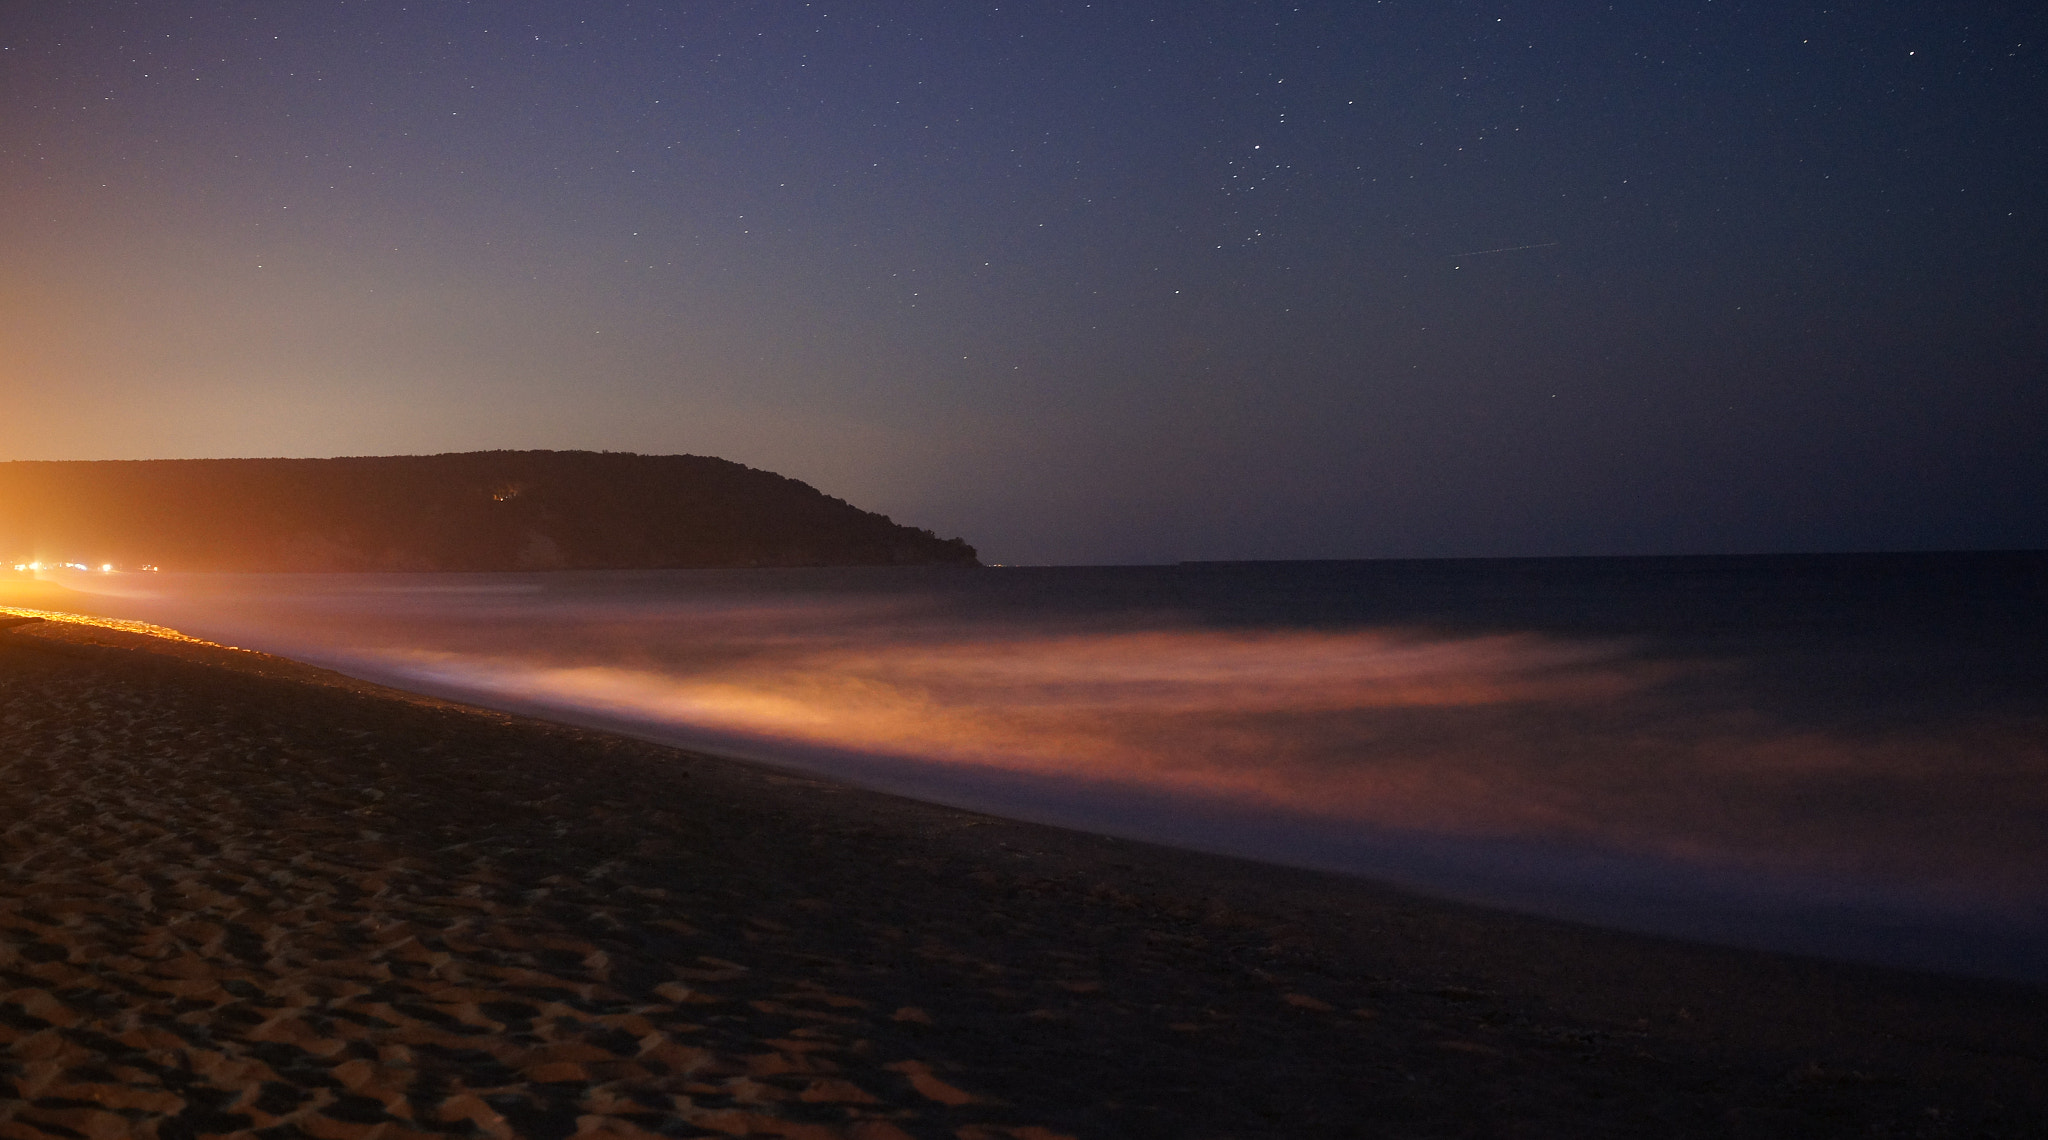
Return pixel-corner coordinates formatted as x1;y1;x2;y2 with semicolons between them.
3;2;2043;564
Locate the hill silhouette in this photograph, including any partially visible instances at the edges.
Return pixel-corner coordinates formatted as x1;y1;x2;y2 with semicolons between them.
0;451;979;571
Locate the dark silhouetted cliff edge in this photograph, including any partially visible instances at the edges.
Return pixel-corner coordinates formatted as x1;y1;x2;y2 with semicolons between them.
0;451;979;571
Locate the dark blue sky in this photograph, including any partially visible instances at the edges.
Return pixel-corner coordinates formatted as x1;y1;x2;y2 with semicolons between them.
4;1;2042;563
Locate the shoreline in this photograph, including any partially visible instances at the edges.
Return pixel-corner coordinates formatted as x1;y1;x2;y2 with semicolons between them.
1;614;2045;1136
357;684;2048;989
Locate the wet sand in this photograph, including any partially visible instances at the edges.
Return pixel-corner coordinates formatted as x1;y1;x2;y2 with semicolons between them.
0;614;2043;1138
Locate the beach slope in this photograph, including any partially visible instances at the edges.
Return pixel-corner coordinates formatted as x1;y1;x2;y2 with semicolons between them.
0;615;2043;1138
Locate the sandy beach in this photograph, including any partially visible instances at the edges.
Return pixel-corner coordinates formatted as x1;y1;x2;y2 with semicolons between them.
1;612;2044;1138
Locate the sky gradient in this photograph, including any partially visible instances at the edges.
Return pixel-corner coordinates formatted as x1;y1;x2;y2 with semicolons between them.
4;1;2043;564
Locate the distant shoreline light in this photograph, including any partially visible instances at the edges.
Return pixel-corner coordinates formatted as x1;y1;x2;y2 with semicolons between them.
7;560;158;574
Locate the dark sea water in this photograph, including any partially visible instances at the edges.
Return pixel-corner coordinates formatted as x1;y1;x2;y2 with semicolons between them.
62;553;2048;982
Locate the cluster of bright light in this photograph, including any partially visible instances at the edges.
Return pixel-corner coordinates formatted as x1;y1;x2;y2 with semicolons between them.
7;560;152;573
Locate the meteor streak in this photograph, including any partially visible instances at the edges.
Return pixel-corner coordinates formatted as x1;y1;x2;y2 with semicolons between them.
1453;241;1561;258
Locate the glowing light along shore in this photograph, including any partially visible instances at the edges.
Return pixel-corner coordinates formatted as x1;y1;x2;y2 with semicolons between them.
0;604;223;648
8;562;159;573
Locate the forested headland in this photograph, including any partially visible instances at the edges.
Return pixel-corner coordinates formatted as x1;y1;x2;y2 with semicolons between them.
0;451;979;571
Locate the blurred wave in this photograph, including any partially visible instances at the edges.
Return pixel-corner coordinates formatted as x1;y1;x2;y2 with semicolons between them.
361;626;1648;813
25;558;2048;979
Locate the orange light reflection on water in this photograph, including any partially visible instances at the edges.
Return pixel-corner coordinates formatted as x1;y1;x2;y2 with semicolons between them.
25;571;2048;903
366;620;2047;901
379;626;1661;830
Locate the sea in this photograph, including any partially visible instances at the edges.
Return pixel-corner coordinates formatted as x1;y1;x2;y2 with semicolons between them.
56;552;2048;982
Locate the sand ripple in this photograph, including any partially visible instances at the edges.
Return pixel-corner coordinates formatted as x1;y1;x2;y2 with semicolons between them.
0;633;1064;1139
